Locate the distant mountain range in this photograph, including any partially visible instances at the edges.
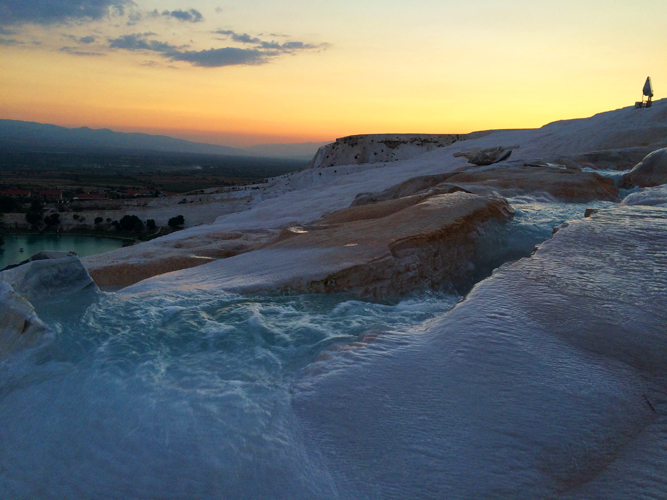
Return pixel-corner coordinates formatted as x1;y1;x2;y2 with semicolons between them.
0;120;330;160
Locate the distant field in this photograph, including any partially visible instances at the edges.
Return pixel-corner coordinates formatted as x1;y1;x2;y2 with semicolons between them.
0;145;308;193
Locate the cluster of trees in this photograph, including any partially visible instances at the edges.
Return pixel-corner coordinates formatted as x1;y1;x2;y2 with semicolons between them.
19;206;185;234
25;199;44;229
168;215;184;229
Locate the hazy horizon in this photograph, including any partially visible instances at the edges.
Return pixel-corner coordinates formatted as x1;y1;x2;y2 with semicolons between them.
1;0;665;147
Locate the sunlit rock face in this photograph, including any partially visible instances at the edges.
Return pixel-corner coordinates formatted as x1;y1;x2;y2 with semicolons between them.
124;192;514;297
83;230;269;288
619;147;667;188
0;254;98;303
307;133;490;169
293;205;667;499
0;282;48;359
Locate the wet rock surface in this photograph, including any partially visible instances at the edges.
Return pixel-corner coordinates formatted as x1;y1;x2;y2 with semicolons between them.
0;253;98;303
352;163;618;205
619;147;667;188
83;230;270;288
0;282;49;359
294;205;667;499
124;192;514;297
622;184;667;207
567;146;662;170
444;163;618;202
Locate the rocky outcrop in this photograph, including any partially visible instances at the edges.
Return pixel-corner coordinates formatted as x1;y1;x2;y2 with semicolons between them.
621;184;667;207
444;163;618;202
124;192;514;297
568;147;660;170
307;132;490;169
0;253;98;302
351;163;618;204
350;175;470;207
0;282;49;359
84;230;270;288
619;148;667;188
453;145;517;165
1;250;77;272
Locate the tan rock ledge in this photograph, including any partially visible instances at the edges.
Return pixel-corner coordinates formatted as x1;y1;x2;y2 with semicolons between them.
83;230;271;288
123;192;514;298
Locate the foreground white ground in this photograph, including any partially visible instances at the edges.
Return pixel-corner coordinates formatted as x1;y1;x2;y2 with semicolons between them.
293;206;667;499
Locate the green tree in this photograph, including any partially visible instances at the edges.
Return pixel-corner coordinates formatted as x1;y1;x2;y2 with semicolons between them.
43;213;60;227
94;217;104;225
168;215;185;229
146;219;156;230
119;215;144;232
30;198;44;215
26;211;42;228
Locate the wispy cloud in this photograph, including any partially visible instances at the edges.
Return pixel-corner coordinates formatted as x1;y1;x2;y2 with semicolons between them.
215;30;261;44
108;33;180;52
108;32;328;68
0;0;129;26
63;34;97;44
60;46;106;56
162;9;204;23
0;38;23;46
170;47;268;67
215;30;329;53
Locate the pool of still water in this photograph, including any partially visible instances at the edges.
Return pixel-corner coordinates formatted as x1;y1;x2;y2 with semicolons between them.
0;234;124;270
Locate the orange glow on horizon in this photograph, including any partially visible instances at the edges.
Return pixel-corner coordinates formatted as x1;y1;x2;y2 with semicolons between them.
1;0;666;147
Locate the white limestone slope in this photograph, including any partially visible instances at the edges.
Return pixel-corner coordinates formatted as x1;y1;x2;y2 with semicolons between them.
292;205;667;499
306;132;489;169
83;99;667;285
186;98;667;234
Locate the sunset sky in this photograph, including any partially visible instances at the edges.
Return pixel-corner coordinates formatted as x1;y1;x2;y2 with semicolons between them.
1;0;665;146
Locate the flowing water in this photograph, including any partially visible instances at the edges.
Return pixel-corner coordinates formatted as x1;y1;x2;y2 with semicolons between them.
0;197;622;499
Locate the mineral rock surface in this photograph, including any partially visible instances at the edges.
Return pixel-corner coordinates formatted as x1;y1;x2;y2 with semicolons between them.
124;192;514;297
0;282;48;359
619;147;667;188
0;254;98;302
